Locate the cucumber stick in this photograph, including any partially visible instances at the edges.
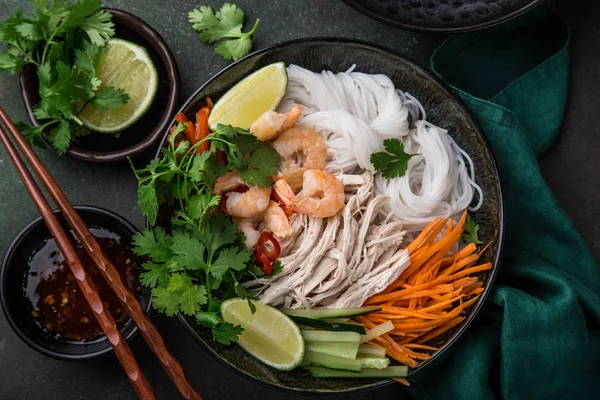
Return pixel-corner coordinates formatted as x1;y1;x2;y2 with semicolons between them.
301;330;360;344
303;351;361;372
305;342;359;360
305;366;408;378
357;357;391;369
289;315;366;334
282;307;381;319
357;344;387;358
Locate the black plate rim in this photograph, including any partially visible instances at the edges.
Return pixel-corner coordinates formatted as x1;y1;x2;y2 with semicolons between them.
342;0;545;34
152;36;505;394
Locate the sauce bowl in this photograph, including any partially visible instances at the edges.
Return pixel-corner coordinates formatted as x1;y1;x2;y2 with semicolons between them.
0;206;151;360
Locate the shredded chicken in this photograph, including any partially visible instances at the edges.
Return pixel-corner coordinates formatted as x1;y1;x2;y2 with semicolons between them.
245;171;411;308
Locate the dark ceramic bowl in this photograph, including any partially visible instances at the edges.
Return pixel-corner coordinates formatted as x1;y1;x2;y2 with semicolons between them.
154;38;504;394
0;206;152;360
19;8;180;163
343;0;544;33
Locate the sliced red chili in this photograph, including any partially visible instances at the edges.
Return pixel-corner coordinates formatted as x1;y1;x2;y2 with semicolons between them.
256;250;273;275
257;231;280;262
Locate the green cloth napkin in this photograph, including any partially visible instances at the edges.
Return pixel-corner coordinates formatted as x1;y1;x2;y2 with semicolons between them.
407;8;600;400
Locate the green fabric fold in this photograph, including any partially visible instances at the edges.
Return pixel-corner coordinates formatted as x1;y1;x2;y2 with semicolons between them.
407;8;600;400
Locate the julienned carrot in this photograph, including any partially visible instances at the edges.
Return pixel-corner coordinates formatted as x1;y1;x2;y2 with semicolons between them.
394;378;410;386
406;218;442;254
414;317;466;345
359;211;492;372
195;106;210;153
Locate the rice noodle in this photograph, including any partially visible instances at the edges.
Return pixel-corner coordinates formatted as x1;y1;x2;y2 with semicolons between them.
280;64;482;229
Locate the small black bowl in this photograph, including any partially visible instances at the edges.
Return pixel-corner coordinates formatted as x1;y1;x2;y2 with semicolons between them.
0;206;151;360
19;8;181;163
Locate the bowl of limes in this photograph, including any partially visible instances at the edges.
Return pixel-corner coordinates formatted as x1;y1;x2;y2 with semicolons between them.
18;7;180;163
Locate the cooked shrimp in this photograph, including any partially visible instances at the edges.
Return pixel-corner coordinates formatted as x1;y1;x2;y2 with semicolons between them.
272;126;328;189
214;171;271;217
274;170;345;218
250;105;303;142
263;200;293;238
232;216;262;249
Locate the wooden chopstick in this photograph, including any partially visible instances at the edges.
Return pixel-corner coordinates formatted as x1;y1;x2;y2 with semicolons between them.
0;108;202;400
0;115;155;400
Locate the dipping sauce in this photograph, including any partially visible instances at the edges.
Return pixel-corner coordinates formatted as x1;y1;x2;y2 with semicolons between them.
23;227;141;342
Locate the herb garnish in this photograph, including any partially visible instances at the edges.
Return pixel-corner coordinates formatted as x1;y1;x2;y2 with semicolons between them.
188;3;259;61
0;0;129;153
130;122;280;344
370;138;416;179
462;213;483;245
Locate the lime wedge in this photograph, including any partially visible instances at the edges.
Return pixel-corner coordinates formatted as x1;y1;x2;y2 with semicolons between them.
208;62;288;130
221;298;304;371
79;38;158;134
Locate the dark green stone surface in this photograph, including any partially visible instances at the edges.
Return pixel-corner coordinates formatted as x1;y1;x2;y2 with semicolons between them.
1;0;598;399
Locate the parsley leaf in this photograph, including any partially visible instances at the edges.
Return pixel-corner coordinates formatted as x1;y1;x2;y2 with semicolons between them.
462;213;483;245
212;322;244;345
188;3;259;61
370;138;417;179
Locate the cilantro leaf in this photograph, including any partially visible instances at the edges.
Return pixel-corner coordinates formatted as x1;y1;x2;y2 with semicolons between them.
370;138;417;179
201;214;238;254
210;247;252;280
212;322;243;345
15;22;43;41
16;122;50;148
462;213;483;245
91;86;129;110
188;5;242;43
235;143;280;188
214;36;252;61
74;40;103;75
62;0;101;29
152;274;207;316
48;119;71;154
188;151;212;182
187;192;221;222
170;230;207;271
139;261;171;288
138;182;159;225
78;10;114;47
132;227;173;262
188;3;259;61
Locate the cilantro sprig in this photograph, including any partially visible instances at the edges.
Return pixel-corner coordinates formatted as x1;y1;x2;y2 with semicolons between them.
462;213;483;245
188;3;259;61
370;138;417;179
0;0;129;153
130;122;280;343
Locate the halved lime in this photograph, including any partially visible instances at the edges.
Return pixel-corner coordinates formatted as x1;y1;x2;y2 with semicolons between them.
221;298;304;371
79;38;158;134
208;62;288;130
